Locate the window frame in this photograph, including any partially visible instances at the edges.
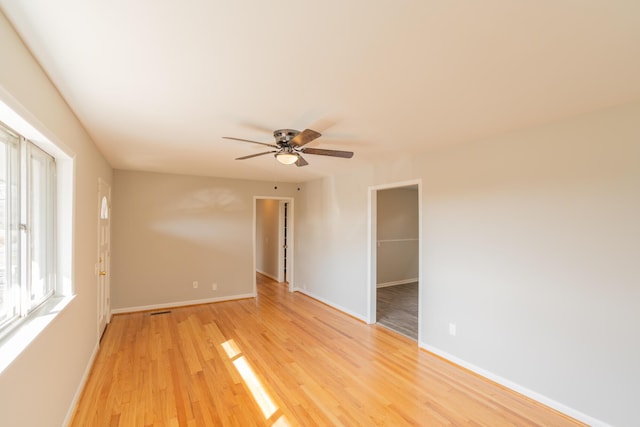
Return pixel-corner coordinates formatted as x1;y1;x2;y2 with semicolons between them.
0;121;57;339
0;123;19;332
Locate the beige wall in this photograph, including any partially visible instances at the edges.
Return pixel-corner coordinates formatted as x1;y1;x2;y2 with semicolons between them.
376;186;419;286
2;5;638;425
256;199;280;280
296;101;640;426
0;11;112;427
111;170;297;310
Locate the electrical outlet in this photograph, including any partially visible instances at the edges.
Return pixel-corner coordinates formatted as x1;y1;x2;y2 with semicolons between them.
212;283;217;291
193;281;198;289
449;323;456;336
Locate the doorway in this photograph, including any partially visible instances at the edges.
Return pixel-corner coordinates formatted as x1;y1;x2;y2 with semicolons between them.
368;181;422;341
254;197;294;293
97;178;111;339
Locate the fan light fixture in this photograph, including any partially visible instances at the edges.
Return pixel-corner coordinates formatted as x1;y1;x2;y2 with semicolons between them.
276;152;298;165
223;128;354;167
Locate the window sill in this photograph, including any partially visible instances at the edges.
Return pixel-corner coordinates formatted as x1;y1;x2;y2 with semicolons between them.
0;294;76;375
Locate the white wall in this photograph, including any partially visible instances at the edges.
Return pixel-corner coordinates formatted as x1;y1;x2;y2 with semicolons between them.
0;11;112;427
2;5;637;424
111;170;297;310
256;199;280;280
295;171;373;318
295;101;640;427
376;187;419;286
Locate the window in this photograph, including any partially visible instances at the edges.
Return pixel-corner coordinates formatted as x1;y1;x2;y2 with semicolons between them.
100;196;108;220
0;121;56;337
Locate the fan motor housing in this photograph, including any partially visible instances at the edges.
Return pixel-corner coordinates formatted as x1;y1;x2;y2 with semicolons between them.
273;129;300;145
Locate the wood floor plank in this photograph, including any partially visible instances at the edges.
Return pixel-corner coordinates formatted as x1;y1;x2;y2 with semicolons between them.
70;275;585;426
376;282;419;339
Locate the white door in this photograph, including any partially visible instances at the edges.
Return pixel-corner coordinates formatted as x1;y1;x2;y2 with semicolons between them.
97;179;111;339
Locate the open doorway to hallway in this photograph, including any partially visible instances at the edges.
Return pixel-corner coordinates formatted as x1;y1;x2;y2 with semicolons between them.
368;182;421;341
254;197;294;292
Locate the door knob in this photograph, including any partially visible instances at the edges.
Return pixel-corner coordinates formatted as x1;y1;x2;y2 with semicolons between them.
99;271;107;276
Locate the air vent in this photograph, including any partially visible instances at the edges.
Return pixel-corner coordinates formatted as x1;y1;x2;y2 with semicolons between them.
149;310;172;316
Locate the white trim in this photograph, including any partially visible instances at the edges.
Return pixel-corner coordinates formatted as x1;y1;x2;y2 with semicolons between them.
295;288;367;323
370;179;422;192
63;340;100;426
277;201;284;283
96;178;111;339
420;343;611;427
279;200;291;284
110;293;255;314
0;89;74;158
377;278;418;288
366;187;376;324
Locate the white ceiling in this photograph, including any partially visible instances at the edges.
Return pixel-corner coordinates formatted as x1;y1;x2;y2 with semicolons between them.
2;1;640;183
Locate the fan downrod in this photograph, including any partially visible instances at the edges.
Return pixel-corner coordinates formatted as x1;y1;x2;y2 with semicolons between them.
273;129;300;146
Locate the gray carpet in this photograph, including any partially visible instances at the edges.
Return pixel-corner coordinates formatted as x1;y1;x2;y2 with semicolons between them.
376;282;418;340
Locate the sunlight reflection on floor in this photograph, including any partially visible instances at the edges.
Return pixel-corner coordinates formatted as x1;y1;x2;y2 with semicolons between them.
222;339;290;425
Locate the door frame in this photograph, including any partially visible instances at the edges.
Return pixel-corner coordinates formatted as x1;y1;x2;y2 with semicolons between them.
367;179;423;340
278;200;291;283
253;196;295;293
97;178;111;339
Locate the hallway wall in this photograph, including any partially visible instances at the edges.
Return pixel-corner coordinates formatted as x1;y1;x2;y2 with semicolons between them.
376;186;419;286
256;199;280;280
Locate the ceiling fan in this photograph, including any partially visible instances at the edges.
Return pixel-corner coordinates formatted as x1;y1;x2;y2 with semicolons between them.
222;128;354;167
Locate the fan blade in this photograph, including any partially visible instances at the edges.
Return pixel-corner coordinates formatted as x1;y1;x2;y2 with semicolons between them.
223;136;279;148
301;147;354;158
289;129;321;147
236;151;276;160
295;155;308;167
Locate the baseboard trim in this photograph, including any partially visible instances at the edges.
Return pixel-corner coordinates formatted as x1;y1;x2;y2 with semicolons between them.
63;341;100;426
420;343;611;427
294;288;367;323
376;278;418;288
111;293;256;315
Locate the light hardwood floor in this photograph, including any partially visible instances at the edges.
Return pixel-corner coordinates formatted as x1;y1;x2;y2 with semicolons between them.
70;275;584;426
